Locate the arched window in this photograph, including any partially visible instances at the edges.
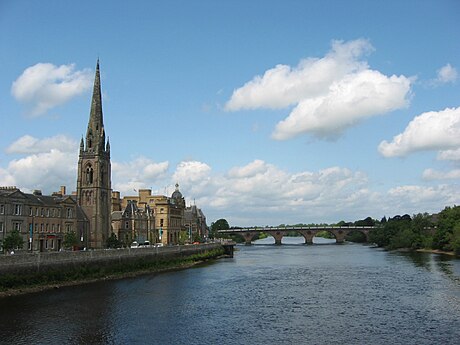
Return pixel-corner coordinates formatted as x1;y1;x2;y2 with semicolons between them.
100;165;104;184
86;166;93;184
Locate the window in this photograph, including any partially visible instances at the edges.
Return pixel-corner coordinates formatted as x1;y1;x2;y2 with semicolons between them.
160;219;164;227
57;224;61;233
29;207;33;216
51;239;54;249
40;224;44;233
14;204;22;215
67;208;73;219
41;208;44;217
46;209;50;217
0;204;4;214
86;166;93;184
45;240;48;250
0;222;3;232
125;221;129;229
45;224;49;233
35;207;39;216
13;222;21;231
52;224;55;232
51;209;54;217
66;224;73;232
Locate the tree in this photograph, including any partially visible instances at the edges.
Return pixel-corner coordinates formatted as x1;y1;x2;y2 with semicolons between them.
451;223;460;255
107;232;122;248
354;217;375;226
210;219;230;238
3;230;24;252
63;231;78;250
433;206;460;251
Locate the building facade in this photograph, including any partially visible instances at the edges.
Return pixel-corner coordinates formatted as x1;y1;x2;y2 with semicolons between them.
0;186;88;252
113;184;186;245
111;200;156;246
184;205;208;241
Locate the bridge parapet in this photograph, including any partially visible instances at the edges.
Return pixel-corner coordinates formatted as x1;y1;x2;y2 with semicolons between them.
218;225;379;245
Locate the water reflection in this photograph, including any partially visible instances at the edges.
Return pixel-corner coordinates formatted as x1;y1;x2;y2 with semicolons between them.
396;250;460;284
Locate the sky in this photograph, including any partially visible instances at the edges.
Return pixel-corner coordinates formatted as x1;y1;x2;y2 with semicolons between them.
1;0;459;226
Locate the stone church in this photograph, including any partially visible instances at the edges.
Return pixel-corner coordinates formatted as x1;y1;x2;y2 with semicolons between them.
76;60;112;249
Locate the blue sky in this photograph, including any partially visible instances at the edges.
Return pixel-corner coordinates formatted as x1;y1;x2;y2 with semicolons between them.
1;0;459;226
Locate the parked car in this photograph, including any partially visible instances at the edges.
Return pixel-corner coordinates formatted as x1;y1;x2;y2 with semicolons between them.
130;241;139;248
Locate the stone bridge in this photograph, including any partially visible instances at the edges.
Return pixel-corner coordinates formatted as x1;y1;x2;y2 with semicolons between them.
218;226;378;245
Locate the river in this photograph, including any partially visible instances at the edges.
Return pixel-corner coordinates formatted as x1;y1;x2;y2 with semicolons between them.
0;237;459;344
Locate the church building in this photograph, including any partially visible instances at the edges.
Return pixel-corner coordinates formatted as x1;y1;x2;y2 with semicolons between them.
76;60;112;249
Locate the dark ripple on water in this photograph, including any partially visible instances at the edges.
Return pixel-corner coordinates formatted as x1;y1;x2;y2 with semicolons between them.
0;238;459;344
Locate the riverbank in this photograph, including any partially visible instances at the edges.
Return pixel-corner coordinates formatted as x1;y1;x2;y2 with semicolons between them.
0;246;226;298
416;248;457;256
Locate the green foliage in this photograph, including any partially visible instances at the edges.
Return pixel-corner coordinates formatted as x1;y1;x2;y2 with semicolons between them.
210;218;230;238
63;231;78;250
451;224;460;255
315;230;334;239
345;231;367;243
107;233;122;249
433;206;460;251
354;217;376;226
3;230;24;252
368;207;460;254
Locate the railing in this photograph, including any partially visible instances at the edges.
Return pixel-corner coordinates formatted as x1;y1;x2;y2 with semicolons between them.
219;225;379;233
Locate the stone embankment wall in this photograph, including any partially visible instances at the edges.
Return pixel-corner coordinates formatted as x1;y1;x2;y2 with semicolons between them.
0;243;223;276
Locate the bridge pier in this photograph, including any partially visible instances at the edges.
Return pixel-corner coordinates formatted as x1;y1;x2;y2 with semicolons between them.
243;232;256;245
333;230;346;244
267;231;283;245
299;230;314;245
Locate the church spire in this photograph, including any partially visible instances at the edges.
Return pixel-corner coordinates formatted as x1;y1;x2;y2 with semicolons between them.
85;59;106;153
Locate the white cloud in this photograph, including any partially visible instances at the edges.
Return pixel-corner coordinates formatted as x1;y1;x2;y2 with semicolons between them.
11;62;93;116
170;160;460;225
436;63;458;84
112;157;169;194
172;161;212;183
438;148;460;161
0;134;79;192
378;106;460;157
225;39;412;140
273;70;411;139
423;168;460;180
385;184;459;213
0;150;78;193
5;134;77;154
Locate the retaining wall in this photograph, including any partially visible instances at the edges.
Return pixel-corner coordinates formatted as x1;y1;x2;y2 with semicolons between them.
0;243;223;275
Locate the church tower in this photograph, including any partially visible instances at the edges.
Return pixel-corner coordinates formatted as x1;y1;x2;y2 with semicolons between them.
76;60;112;249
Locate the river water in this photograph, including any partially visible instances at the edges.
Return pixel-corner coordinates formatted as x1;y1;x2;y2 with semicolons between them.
0;237;459;345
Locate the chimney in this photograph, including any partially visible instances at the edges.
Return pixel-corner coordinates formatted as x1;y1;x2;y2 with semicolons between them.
60;186;66;195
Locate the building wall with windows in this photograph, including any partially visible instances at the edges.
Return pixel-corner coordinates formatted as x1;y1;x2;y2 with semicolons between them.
184;205;209;241
114;186;186;245
111;200;156;246
0;187;88;252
